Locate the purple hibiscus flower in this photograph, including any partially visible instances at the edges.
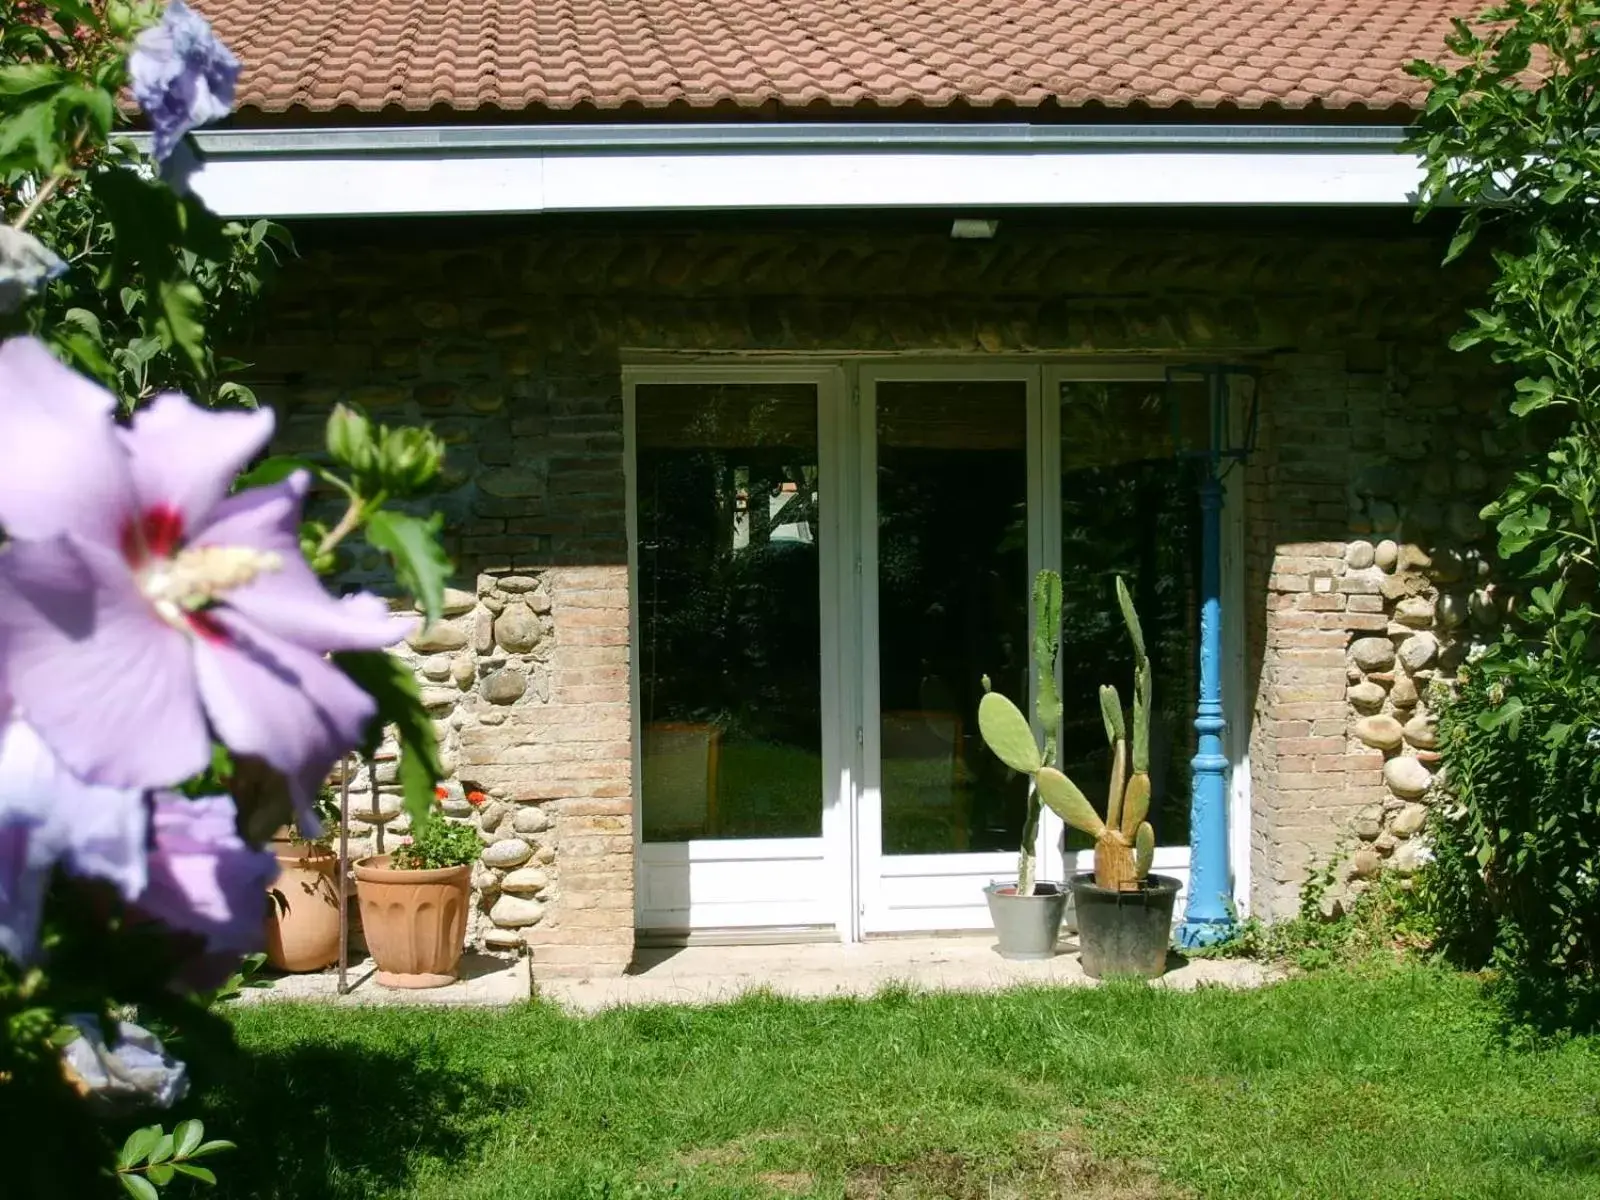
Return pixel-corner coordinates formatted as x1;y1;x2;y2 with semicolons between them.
0;337;409;826
128;0;241;164
135;792;277;985
0;226;68;315
0;711;147;962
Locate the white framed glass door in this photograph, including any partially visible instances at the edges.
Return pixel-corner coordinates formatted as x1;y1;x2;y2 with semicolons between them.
625;367;853;938
855;365;1215;936
626;360;1244;944
855;366;1053;934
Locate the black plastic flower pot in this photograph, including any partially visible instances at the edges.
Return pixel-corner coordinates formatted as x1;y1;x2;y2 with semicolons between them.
1069;872;1181;979
983;881;1070;961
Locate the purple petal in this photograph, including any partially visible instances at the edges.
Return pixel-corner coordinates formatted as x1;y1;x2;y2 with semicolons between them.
0;337;136;545
0;537;210;791
129;1;241;163
120;393;273;543
0;227;68;315
0;819;45;963
0;714;148;962
192;610;376;826
137;792;275;958
199;475;412;651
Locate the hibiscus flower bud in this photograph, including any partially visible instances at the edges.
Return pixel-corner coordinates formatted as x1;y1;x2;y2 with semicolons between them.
326;403;375;474
106;0;134;35
377;426;445;495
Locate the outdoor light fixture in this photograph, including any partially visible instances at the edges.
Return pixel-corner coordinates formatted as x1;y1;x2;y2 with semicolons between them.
1163;363;1260;949
949;218;999;239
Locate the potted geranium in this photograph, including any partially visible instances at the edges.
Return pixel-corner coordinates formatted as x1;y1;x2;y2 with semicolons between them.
353;803;480;988
264;786;342;973
978;570;1072;959
982;576;1179;978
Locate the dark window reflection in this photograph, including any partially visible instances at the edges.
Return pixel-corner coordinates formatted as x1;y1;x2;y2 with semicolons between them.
877;381;1030;855
1059;381;1201;850
636;384;822;842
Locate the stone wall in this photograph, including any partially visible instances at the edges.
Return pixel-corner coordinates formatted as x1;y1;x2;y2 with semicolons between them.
247;215;1502;962
1245;342;1510;917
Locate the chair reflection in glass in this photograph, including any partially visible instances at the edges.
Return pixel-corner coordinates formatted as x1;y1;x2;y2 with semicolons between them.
642;722;722;841
880;710;969;853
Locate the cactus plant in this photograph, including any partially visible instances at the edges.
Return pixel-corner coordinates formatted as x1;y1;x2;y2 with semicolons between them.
977;569;1061;896
979;574;1156;893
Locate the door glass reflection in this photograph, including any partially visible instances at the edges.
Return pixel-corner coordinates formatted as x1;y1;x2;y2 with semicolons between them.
876;380;1030;855
635;383;823;842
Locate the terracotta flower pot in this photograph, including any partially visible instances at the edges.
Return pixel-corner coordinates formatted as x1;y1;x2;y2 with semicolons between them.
264;841;341;973
353;855;471;988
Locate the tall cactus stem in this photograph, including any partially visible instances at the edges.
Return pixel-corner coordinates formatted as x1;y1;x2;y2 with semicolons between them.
1106;735;1127;832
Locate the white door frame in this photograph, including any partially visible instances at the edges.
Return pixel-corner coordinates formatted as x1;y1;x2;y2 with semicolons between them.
624;357;1252;942
623;364;852;937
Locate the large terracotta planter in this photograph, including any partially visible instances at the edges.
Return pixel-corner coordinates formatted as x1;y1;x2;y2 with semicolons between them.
353;855;471;988
264;841;341;973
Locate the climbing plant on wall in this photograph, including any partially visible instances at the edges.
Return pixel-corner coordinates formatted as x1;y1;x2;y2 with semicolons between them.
1408;0;1600;1032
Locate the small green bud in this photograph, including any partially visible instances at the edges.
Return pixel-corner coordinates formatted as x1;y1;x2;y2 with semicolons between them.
376;426;445;495
326;404;375;473
106;1;135;35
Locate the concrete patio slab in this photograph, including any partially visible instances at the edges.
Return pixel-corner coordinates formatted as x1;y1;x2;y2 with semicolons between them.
233;952;531;1007
536;937;1280;1012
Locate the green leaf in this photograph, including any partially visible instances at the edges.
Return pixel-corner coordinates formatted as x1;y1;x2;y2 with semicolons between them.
173;1164;217;1185
174;1120;205;1160
0;64;67;96
1511;375;1557;415
147;1163;175;1187
976;691;1043;776
332;650;444;824
233;455;314;492
148;1133;175;1165
363;509;453;626
155;278;207;376
1444;222;1478;263
118;1174;159;1200
119;1127;162;1169
1477;696;1526;731
189;1140;237;1159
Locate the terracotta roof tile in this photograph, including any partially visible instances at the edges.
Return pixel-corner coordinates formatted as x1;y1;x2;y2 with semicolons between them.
196;0;1468;118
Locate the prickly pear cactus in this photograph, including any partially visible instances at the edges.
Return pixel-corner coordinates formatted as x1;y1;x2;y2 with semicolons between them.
978;573;1158;894
976;570;1062;896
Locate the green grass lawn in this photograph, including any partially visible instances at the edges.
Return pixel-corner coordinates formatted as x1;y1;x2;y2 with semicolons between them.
194;963;1600;1200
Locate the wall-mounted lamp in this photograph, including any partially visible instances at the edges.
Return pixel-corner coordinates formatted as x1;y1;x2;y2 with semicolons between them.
949;218;999;239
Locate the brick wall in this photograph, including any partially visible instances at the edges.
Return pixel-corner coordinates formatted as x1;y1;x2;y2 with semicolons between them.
246;215;1502;965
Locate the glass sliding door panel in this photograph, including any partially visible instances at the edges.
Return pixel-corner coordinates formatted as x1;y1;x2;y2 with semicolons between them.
876;380;1030;856
1059;380;1203;849
635;383;823;842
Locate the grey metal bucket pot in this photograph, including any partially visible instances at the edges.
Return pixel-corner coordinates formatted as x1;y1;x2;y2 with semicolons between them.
984;882;1071;960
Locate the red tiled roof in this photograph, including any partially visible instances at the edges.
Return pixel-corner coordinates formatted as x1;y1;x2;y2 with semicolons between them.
198;0;1467;119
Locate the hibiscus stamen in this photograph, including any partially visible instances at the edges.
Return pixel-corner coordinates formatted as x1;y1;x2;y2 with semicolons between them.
139;544;283;632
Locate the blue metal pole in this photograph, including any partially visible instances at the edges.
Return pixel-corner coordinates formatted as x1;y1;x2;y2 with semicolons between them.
1178;470;1234;948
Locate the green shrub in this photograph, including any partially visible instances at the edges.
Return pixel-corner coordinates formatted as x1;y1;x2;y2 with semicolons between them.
1196;857;1435;972
1431;664;1600;1033
391;810;482;871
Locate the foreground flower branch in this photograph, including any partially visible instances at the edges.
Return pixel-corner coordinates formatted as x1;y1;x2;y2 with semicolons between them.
0;4;456;1195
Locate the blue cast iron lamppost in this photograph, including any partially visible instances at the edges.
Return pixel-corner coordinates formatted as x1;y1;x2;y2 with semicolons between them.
1166;364;1259;949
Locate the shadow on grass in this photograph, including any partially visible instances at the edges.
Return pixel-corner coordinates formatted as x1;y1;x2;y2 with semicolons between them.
177;1015;493;1200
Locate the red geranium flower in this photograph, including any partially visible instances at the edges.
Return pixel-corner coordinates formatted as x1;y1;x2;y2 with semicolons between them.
466;790;487;807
